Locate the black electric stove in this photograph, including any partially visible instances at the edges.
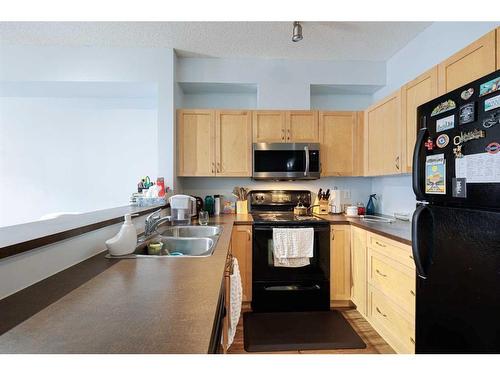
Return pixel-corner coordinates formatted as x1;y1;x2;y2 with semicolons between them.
249;190;330;312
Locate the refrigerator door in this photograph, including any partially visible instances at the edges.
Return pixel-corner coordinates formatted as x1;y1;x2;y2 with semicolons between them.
414;69;500;209
412;204;500;353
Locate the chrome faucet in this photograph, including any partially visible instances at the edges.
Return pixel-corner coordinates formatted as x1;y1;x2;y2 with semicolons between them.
144;209;171;237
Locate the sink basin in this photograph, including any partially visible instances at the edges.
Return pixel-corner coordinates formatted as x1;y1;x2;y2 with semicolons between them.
134;236;215;257
156;225;222;238
361;215;395;224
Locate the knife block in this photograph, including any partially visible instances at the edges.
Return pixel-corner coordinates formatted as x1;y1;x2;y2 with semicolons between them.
318;199;329;215
236;200;248;214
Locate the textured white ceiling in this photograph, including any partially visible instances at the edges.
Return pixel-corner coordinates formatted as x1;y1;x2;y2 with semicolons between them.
0;22;431;61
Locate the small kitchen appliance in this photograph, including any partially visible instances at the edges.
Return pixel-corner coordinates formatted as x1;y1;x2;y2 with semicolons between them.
252;143;320;180
168;194;196;225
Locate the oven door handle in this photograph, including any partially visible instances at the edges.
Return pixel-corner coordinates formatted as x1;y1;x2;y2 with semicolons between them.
304;145;309;176
264;285;321;291
253;226;329;232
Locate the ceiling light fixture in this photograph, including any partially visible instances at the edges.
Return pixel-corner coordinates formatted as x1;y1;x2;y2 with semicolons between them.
292;21;303;42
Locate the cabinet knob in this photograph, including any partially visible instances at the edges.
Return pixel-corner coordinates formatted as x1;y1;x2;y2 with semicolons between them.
395;156;400;170
287;128;291;141
211;162;215;174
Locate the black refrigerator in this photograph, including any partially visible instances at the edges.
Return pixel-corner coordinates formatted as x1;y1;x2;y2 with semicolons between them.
413;69;500;354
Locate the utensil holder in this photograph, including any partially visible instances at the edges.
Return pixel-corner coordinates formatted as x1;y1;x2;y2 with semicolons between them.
236;200;248;214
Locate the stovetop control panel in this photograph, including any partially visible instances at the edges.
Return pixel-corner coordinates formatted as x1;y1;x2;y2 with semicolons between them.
249;190;312;211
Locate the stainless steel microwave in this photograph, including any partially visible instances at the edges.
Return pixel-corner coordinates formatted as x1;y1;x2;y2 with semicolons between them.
252;143;321;180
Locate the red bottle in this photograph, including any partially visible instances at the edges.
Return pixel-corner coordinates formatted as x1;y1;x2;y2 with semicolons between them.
357;202;366;215
156;177;165;197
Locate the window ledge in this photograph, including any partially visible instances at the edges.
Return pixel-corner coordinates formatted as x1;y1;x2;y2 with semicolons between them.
0;204;167;260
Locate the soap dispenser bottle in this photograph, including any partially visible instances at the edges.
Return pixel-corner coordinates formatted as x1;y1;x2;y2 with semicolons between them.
105;214;137;256
366;194;377;215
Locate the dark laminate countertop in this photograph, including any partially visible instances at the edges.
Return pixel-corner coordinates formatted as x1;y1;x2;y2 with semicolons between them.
0;215;239;354
0;212;408;354
316;213;412;245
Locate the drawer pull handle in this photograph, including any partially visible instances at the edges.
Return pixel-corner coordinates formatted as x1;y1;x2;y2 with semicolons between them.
376;269;388;277
410;337;415;345
410;290;416;296
376;307;387;318
375;241;386;248
409;255;414;260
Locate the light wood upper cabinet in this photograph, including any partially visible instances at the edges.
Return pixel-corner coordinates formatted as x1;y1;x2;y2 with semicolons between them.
252;110;319;143
286;111;319;142
177;109;216;176
364;90;402;176
438;30;497;95
330;224;351;303
215;110;252;176
319;111;360;176
497;27;500;69
351;226;367;317
401;66;438;173
252;111;286;142
231;225;252;302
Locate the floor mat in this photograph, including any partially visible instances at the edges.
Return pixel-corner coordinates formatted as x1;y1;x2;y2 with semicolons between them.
243;310;366;352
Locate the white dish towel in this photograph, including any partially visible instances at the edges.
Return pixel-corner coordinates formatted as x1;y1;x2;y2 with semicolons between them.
225;257;242;349
272;227;314;268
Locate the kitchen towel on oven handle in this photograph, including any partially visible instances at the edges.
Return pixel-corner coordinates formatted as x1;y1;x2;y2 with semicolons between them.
272;227;314;268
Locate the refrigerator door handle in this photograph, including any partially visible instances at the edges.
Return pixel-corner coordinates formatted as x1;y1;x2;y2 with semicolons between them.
412;204;429;279
412;126;428;200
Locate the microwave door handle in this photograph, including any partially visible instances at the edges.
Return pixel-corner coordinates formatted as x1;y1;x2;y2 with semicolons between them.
304;145;309;176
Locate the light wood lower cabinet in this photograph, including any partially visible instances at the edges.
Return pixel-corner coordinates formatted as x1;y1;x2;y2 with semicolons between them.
497;27;500;69
350;226;367;316
319;111;363;176
367;285;415;354
438;29;497;95
330;225;351;304
365;232;415;354
231;225;252;302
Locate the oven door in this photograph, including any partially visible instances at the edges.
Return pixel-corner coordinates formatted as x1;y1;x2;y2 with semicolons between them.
252;224;329;282
252;143;320;180
252;224;330;312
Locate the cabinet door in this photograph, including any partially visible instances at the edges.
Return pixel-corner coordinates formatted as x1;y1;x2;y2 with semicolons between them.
401;67;438;173
438;30;496;95
330;224;351;303
231;225;252;302
319;111;356;176
364;90;402;176
177;109;215;176
497;27;500;69
252;111;286;143
215;110;252;177
286;111;319;142
350;226;367;317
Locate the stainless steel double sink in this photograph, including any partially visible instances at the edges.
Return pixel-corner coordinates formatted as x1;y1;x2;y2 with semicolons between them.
109;225;222;258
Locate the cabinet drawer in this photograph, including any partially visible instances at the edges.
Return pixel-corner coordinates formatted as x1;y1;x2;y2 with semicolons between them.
368;285;415;354
368;250;415;315
367;233;414;269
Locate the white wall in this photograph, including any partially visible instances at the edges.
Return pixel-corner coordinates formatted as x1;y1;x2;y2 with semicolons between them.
370;22;500;215
0;96;158;226
182;92;257;109
177;57;386;109
0;46;175;297
0;45;176;187
310;94;373;111
375;22;500;100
